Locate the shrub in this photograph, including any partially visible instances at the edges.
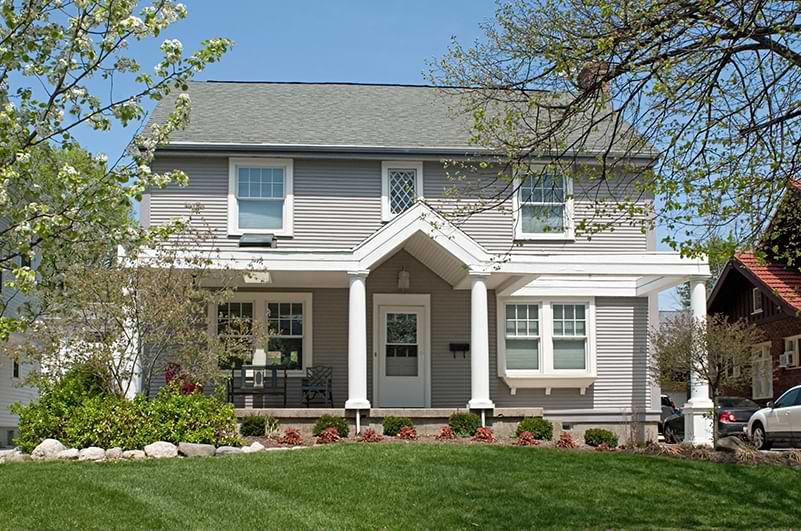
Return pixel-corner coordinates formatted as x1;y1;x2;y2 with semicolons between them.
316;426;341;444
382;416;413;436
583;428;618;448
398;426;417;441
448;412;481;437
514;431;539;447
555;432;578;449
359;428;383;443
278;428;304;446
515;417;553;441
312;415;349;438
472;426;496;443
240;416;267;437
436;426;456;441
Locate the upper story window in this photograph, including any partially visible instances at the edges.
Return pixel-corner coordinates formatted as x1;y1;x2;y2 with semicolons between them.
514;173;574;240
228;158;294;236
752;287;763;314
782;335;801;368
381;161;424;221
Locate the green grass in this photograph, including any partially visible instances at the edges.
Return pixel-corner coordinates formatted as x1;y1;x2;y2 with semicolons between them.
1;444;800;530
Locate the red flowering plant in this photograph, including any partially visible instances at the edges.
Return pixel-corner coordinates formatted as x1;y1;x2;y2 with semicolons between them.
472;426;496;443
164;363;202;394
316;426;341;444
279;427;304;446
514;431;539;447
359;428;383;443
436;426;456;441
594;442;614;452
555;432;579;449
398;426;417;441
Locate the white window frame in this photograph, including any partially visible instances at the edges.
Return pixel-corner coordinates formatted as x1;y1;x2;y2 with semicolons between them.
783;334;801;368
209;292;313;377
381;160;424;221
503;303;542;371
512;173;575;241
751;287;763;314
227;157;294;237
497;296;596;393
752;342;773;399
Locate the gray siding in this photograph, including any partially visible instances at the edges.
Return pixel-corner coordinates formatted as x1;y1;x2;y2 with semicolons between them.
148;156;650;254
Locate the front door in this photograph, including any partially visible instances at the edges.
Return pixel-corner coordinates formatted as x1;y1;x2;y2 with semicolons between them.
377;305;427;407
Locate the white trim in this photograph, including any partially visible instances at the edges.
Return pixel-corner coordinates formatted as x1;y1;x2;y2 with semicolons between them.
227;157;294;237
782;334;801;368
381;161;425;221
496;296;597;393
512;174;575;241
372;293;431;408
210;292;313;377
751;287;763;314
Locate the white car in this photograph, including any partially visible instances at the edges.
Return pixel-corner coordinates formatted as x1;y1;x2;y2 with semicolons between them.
746;385;801;450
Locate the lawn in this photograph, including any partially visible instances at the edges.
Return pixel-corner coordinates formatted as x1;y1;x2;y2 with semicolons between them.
1;444;800;530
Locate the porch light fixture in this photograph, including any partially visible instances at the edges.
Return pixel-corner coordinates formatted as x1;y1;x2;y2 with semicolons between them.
243;271;272;284
397;267;410;290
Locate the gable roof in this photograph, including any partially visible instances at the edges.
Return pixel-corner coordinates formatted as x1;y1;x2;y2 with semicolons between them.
149;81;652;157
709;250;801;314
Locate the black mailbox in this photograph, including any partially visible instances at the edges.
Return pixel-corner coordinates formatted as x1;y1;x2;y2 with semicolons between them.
449;343;469;359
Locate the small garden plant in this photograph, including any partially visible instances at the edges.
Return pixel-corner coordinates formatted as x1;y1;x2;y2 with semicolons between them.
316;427;341;444
278;428;304;446
448;412;481;437
514;431;539;446
436;426;456;441
398;426;417;440
516;417;553;441
472;426;496;443
359;428;383;443
312;415;349;438
583;428;618;448
382;416;413;436
555;432;578;449
240;416;268;437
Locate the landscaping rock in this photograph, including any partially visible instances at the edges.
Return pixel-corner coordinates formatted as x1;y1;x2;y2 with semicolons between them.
78;447;106;462
32;439;66;460
122;450;146;460
1;450;30;463
215;446;243;456
716;436;749;453
144;442;178;459
178;442;215;458
0;449;16;462
56;449;80;460
242;441;265;454
105;447;124;460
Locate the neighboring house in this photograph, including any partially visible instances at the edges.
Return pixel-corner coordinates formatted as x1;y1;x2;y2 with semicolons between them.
0;256;38;448
141;81;709;441
708;251;801;404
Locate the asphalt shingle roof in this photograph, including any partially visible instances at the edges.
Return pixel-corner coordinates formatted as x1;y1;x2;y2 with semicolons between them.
736;251;801;312
150;81;649;155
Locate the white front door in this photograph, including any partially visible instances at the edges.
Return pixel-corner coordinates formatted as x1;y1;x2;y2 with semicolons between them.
377;305;427;407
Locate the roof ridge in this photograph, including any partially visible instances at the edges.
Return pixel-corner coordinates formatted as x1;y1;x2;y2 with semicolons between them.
198;80;471;90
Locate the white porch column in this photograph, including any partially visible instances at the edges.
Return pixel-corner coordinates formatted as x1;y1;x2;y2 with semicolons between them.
683;278;714;446
467;272;495;411
345;271;371;410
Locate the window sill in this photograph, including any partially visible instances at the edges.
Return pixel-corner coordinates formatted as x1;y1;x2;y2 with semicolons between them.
500;373;596;395
227;229;293;238
514;233;575;242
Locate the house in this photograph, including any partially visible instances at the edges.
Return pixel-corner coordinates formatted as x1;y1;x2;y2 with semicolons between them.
141;81;710;442
708;251;801;403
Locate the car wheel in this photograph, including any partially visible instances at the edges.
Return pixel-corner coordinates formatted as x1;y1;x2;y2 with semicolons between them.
664;425;676;444
752;423;771;450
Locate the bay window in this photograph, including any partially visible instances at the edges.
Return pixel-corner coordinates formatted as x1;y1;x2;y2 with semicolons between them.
228;158;293;236
514;173;574;240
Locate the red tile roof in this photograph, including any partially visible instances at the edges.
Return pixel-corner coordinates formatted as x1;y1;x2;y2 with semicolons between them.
736;251;801;312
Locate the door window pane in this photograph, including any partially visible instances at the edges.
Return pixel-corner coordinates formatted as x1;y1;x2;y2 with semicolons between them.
385;313;418;377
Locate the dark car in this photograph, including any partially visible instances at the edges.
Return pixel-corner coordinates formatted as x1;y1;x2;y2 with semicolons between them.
659;395;679;434
663;396;761;443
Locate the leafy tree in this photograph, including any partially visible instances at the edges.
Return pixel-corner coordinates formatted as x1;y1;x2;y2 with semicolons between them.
5;217;265;398
433;0;801;258
677;233;738;309
0;0;232;340
650;312;764;442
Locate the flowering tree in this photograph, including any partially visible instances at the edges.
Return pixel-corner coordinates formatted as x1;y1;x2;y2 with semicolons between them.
0;1;232;340
433;0;801;258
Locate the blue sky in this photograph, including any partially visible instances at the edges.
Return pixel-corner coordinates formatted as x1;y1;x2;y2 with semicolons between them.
74;1;682;309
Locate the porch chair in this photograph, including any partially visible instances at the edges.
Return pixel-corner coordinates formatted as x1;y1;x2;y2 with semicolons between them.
301;366;334;407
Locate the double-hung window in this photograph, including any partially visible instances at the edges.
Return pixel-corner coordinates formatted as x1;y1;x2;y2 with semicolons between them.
267;302;305;370
228;158;293;236
515;173;573;239
552;304;587;370
783;335;801;368
752;342;773;399
381;161;424;220
504;304;540;370
752;288;763;314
